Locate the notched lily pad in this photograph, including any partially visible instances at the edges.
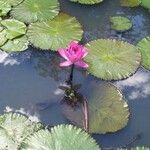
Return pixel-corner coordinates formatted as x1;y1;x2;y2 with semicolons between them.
85;39;141;80
11;0;60;23
137;36;150;70
120;0;141;7
110;16;132;32
27;13;83;51
1;19;27;40
70;0;103;5
22;124;100;150
63;82;129;134
0;112;43;150
1;35;29;52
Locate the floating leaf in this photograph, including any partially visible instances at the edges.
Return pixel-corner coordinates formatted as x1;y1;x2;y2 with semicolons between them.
70;0;103;5
0;30;8;46
1;19;27;40
0;113;43;149
137;36;150;70
1;35;29;52
110;16;132;32
22;124;100;150
0;0;24;6
11;0;60;23
140;0;150;10
63;82;129;134
0;1;11;17
120;0;141;7
85;39;141;80
131;147;150;150
27;13;83;51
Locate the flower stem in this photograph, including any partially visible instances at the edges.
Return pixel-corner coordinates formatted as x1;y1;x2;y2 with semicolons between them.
82;97;89;132
67;64;74;87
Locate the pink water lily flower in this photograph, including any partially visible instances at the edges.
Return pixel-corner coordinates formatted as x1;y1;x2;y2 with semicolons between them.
58;41;89;68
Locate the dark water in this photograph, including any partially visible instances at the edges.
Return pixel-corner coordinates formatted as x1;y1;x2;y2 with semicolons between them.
0;0;150;148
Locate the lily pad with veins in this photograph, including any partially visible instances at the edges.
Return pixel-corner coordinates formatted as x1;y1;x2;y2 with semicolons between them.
21;124;100;150
27;13;83;51
0;1;11;17
11;0;60;23
85;39;141;80
0;0;24;6
137;36;150;70
63;82;129;134
0;112;43;150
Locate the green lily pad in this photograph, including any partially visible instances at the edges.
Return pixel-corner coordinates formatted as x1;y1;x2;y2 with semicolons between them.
140;0;150;10
0;30;8;46
0;112;43;150
110;16;133;32
70;0;103;5
137;36;150;70
1;19;27;40
0;1;11;17
120;0;141;7
131;147;150;150
85;39;141;80
1;35;29;52
11;0;60;23
27;13;83;51
63;82;129;134
0;0;24;6
22;124;100;150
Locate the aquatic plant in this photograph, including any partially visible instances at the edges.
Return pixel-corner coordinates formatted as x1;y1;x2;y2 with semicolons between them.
69;0;103;5
58;41;89;68
120;0;141;7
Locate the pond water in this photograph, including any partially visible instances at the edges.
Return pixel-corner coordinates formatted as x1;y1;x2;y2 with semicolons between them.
0;0;150;148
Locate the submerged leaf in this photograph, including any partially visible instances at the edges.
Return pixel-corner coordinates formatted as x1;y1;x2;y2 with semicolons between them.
11;0;60;23
85;39;141;80
22;124;100;150
0;1;11;17
27;13;83;51
1;35;29;52
110;16;132;32
0;113;43;150
70;0;103;5
1;19;27;40
137;36;150;70
63;82;129;134
120;0;141;7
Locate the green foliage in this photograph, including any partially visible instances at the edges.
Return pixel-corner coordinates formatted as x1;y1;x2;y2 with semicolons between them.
27;13;83;51
85;39;141;80
63;82;129;134
110;16;133;32
137;36;150;70
140;0;150;10
11;0;60;23
0;1;11;17
120;0;141;7
70;0;103;5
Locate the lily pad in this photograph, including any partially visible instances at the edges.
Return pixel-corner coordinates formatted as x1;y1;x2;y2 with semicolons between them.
27;13;83;51
110;16;133;32
131;147;150;150
0;1;11;17
0;30;8;46
120;0;141;7
11;0;60;23
63;82;129;134
137;36;150;70
0;112;43;149
70;0;103;5
85;39;141;80
0;0;24;6
1;19;27;40
22;124;100;150
1;35;29;52
140;0;150;10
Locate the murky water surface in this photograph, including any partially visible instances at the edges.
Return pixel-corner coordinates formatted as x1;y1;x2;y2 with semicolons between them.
0;0;150;148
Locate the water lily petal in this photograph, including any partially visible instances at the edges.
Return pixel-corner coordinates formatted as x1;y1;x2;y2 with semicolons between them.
58;48;69;60
60;61;73;67
82;48;88;58
74;60;89;68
